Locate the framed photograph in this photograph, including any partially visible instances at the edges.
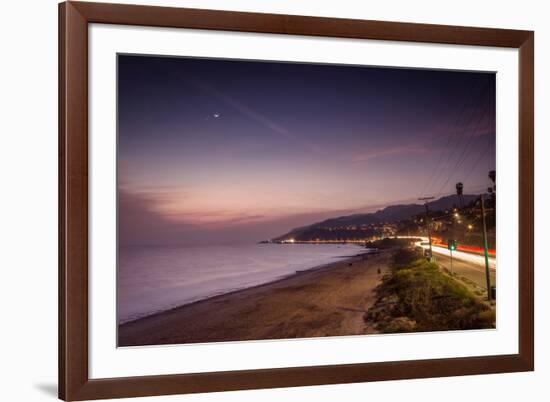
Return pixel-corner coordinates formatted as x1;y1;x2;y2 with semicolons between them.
59;1;534;400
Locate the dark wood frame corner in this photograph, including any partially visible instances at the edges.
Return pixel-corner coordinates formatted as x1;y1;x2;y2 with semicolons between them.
59;1;534;400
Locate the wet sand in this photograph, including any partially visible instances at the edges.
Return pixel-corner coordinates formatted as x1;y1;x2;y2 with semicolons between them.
118;250;392;347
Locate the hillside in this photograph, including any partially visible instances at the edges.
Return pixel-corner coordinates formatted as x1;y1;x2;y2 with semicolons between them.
274;194;479;242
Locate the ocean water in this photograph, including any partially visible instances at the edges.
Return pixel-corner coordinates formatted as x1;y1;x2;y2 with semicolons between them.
118;243;363;324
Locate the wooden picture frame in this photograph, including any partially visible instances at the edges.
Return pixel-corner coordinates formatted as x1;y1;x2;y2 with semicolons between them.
59;1;534;400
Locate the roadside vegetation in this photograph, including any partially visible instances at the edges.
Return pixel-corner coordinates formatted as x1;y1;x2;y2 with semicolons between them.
365;237;420;249
365;247;495;333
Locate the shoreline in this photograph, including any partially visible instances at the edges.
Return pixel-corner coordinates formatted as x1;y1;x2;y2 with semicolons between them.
119;249;373;326
119;249;390;346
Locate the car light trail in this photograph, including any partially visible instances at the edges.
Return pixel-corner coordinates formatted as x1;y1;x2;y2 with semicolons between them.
429;245;496;270
396;236;496;270
432;239;495;257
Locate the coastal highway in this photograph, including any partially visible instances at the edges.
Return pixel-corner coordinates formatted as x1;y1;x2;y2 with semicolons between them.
430;252;496;288
397;236;496;289
424;243;496;271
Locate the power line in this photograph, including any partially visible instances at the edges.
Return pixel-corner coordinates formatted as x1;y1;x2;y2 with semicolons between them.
433;87;494;198
462;134;494;185
431;82;491;195
420;79;479;197
446;94;494;178
422;83;480;197
424;80;491;197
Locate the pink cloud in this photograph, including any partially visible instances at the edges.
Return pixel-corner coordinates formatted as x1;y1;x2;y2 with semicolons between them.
163;210;268;227
351;145;432;163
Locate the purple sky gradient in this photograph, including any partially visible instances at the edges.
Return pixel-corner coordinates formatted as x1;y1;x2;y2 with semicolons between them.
118;55;496;245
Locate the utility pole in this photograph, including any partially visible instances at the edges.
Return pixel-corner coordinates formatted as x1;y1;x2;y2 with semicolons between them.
488;170;496;206
419;197;435;261
480;194;492;301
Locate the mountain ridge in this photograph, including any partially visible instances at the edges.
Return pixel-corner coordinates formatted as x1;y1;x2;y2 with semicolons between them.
274;194;480;241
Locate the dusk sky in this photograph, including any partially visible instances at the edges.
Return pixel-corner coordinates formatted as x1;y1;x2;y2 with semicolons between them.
118;55;496;246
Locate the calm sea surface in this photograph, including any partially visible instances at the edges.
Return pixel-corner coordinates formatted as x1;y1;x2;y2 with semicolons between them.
118;243;362;323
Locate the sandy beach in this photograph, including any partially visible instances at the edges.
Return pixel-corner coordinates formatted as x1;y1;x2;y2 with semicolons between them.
118;250;392;346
